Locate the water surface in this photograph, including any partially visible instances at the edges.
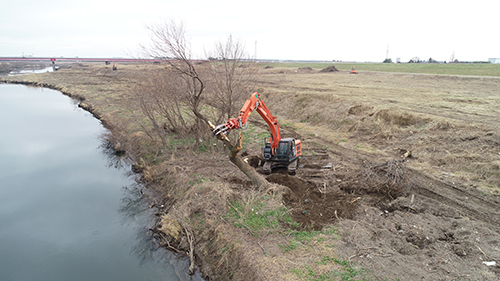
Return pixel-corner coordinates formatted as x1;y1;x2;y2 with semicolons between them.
8;66;55;75
0;84;199;281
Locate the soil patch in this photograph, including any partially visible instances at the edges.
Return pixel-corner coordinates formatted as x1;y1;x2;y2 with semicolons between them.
319;65;339;72
267;173;358;230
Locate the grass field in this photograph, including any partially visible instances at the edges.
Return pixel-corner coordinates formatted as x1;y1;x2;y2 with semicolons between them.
259;61;500;77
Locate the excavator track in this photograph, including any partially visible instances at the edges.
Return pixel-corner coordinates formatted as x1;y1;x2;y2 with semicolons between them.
263;161;272;175
287;158;298;175
262;158;300;175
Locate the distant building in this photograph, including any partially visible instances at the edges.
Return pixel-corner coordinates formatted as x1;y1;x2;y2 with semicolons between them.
488;58;500;64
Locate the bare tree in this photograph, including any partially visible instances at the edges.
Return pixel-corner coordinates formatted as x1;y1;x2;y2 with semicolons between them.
142;20;208;135
206;35;258;122
205;36;265;187
138;20;267;188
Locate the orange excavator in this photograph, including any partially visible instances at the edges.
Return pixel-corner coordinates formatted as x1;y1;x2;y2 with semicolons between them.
213;92;302;175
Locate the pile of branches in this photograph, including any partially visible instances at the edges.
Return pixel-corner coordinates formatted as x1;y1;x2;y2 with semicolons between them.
363;159;414;198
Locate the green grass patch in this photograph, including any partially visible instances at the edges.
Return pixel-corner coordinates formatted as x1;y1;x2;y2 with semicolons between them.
168;137;194;150
225;196;297;236
241;128;269;144
330;258;367;281
293;257;368;281
279;240;300;252
281;122;299;130
188;174;207;186
279;226;340;253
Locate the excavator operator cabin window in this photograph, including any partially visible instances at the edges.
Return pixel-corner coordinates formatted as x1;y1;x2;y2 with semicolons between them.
278;142;288;155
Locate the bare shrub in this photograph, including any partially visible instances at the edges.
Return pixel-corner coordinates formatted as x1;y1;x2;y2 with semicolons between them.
132;69;202;145
136;20;268;187
136;22;259;154
364;159;414;198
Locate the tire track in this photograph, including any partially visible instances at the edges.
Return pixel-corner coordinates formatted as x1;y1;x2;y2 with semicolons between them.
410;169;500;232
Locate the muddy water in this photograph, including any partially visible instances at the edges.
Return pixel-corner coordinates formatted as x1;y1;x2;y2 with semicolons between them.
0;84;201;281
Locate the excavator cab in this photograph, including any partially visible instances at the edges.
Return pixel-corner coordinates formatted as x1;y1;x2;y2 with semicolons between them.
263;137;301;175
276;139;294;161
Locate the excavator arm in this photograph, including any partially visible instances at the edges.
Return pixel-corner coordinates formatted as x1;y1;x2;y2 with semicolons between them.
213;93;282;150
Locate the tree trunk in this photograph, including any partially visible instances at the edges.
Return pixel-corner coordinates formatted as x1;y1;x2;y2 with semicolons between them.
208;121;268;188
228;149;269;188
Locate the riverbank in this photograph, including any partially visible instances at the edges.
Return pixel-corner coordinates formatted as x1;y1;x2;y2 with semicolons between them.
2;61;499;280
0;62;292;280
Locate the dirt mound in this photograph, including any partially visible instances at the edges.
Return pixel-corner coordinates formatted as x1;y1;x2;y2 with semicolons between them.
266;173;359;230
347;104;373;116
375;108;427;127
261;152;415;231
297;67;313;71
320;65;338;72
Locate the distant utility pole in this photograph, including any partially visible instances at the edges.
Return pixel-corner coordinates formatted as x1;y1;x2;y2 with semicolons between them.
254;41;257;61
386;44;389;59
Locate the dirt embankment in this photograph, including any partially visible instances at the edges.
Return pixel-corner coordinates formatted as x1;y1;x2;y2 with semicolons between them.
254;68;500;280
2;62;499;280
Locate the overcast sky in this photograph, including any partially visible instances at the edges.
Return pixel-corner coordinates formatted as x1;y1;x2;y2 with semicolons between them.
0;0;497;62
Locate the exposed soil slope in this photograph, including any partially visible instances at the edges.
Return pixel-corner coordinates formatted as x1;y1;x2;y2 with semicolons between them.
251;68;500;280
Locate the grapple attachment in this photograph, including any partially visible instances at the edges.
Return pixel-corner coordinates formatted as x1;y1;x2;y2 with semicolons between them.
213;123;230;136
212;118;241;136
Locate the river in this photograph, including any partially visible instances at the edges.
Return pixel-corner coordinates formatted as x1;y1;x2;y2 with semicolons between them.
0;84;202;281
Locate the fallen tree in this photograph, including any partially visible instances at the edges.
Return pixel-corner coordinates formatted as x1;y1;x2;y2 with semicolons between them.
208;121;268;188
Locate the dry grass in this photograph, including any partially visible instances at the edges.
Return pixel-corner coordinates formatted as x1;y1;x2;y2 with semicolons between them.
3;61;499;280
260;62;500;77
259;69;500;192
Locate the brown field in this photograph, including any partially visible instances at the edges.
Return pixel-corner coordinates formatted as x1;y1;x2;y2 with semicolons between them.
2;62;499;280
257;67;500;280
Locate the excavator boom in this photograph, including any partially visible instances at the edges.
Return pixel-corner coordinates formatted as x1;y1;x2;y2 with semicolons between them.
213;93;281;149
